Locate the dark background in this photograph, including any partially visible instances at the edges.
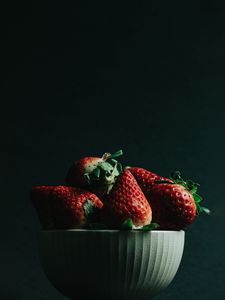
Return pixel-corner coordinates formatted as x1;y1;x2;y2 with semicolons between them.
1;0;225;299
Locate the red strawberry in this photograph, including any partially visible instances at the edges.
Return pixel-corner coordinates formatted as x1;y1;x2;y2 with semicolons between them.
66;150;123;197
149;183;196;230
51;186;103;229
31;186;103;229
144;172;209;230
31;186;55;229
101;170;152;229
128;167;172;195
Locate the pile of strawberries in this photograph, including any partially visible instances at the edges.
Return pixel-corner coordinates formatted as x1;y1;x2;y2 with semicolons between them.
31;150;209;231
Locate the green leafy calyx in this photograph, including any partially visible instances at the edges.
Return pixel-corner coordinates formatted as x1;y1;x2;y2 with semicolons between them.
122;218;160;231
141;223;159;231
122;218;134;230
83;198;95;217
83;150;123;192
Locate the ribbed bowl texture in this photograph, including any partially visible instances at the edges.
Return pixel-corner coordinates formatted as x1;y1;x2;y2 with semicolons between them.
39;230;184;300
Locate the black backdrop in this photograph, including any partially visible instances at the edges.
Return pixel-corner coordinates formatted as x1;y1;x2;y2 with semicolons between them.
1;0;225;299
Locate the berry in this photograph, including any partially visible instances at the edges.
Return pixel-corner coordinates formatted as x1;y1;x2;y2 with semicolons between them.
101;170;152;228
66;150;123;197
31;186;103;229
149;183;196;230
128;167;172;195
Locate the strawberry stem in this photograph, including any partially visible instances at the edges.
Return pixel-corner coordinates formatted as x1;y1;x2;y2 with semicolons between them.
102;152;111;161
107;149;123;160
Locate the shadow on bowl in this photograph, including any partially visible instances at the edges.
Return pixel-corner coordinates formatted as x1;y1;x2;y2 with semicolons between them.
39;230;184;300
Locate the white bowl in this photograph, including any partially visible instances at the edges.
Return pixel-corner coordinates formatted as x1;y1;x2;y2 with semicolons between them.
39;230;184;300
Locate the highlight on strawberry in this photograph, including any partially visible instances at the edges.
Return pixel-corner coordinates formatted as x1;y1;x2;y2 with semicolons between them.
31;149;210;231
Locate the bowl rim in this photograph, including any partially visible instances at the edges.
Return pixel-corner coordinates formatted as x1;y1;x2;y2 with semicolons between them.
40;229;184;233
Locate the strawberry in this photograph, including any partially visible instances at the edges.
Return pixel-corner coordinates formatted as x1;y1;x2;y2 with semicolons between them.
149;183;196;229
146;172;209;230
101;170;152;229
31;186;55;229
31;186;103;229
128;167;172;195
66;150;123;197
51;186;103;229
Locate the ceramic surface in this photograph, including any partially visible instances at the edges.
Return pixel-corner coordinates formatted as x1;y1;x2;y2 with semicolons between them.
39;230;184;300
